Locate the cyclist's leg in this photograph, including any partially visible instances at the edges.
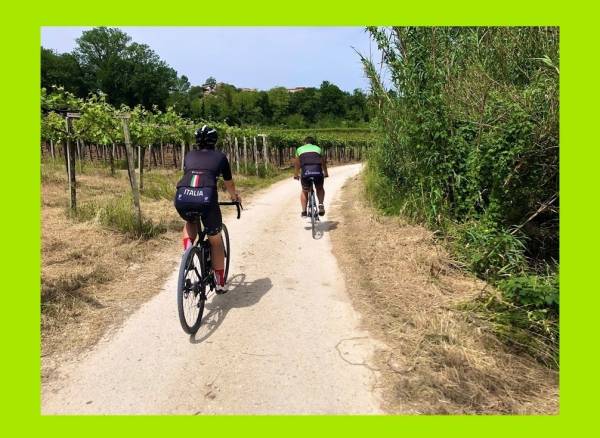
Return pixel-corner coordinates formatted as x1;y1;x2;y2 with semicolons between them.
315;176;325;215
202;204;226;287
174;194;199;249
300;177;310;215
315;177;325;204
183;221;198;249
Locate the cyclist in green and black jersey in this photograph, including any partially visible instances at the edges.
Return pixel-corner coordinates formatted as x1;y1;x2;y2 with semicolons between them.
293;136;328;217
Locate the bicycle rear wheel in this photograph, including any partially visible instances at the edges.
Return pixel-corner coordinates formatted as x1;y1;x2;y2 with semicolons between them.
221;223;231;283
177;245;207;334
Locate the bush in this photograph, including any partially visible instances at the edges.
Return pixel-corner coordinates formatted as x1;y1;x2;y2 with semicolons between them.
497;274;559;311
448;222;526;279
142;172;178;201
362;27;559;365
71;196;166;239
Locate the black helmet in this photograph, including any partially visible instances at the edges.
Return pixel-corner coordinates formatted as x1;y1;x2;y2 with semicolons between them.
194;125;218;147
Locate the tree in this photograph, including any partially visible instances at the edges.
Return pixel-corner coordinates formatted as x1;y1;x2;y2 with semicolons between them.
346;88;369;122
124;42;177;109
289;87;320;124
74;27;131;103
74;27;177;109
203;76;217;89
267;87;290;123
167;75;192;116
41;48;88;96
319;81;347;119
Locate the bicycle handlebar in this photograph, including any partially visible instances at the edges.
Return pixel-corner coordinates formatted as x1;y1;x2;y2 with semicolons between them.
219;201;243;219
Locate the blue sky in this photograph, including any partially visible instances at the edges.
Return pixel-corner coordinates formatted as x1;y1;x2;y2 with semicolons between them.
41;27;381;92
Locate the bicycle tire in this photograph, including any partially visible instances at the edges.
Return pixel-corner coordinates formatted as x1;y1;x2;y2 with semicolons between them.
177;245;206;334
221;223;231;283
310;191;317;239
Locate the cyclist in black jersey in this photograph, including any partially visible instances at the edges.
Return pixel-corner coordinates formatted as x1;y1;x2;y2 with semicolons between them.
174;125;241;293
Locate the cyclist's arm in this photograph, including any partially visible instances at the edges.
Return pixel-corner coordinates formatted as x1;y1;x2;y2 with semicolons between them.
322;154;329;177
221;155;240;202
293;156;301;179
223;180;240;202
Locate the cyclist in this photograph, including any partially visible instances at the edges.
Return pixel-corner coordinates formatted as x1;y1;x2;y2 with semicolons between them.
294;136;328;217
174;125;241;294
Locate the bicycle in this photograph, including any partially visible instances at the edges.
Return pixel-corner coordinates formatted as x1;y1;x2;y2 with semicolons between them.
176;201;242;334
306;177;320;239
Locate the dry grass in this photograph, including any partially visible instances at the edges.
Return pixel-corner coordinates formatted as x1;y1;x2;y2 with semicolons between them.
41;160;286;382
329;174;559;414
41;163;182;381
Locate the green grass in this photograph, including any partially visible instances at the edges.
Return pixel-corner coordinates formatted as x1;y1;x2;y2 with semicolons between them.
462;274;559;368
141;171;180;201
70;195;166;239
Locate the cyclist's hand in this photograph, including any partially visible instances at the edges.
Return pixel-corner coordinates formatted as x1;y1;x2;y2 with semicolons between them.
231;192;241;203
293;175;300;180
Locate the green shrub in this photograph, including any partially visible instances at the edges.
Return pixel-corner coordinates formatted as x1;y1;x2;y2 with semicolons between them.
497;274;559;311
361;27;559;365
364;159;403;216
71;196;166;239
465;272;559;368
448;222;527;279
142;172;177;201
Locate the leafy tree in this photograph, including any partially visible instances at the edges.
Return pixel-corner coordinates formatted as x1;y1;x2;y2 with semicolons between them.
73;27;177;109
319;81;347;118
267;87;290;123
203;76;217;88
41;48;88;96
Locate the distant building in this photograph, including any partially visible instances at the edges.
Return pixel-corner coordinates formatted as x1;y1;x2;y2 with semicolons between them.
202;82;225;95
240;88;258;92
287;87;307;93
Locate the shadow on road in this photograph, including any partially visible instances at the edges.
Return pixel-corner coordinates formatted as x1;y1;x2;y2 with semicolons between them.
189;274;272;344
303;220;339;240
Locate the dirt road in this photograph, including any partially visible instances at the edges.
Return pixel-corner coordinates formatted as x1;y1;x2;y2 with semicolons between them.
42;163;385;415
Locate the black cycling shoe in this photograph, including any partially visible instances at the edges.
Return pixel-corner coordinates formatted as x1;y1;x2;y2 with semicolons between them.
318;204;325;216
301;211;308;217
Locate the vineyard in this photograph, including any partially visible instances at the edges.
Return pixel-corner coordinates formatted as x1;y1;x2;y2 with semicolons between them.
41;88;375;174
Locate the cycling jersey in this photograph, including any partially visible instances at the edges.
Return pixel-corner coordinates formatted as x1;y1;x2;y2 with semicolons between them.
177;148;232;189
295;144;323;178
174;148;232;235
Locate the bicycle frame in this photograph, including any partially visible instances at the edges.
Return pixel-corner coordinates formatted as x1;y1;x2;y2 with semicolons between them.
307;177;320;222
190;201;242;290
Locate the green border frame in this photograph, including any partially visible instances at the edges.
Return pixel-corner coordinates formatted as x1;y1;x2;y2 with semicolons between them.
2;0;596;434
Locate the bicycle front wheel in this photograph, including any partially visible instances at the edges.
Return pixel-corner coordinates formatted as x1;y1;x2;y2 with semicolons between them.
177;245;206;334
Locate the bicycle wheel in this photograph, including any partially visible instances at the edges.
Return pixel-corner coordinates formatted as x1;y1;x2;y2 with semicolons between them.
221;223;231;283
177;245;206;334
310;191;317;239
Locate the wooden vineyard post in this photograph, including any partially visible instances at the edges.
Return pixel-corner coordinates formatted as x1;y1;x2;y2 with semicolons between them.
261;135;269;173
160;140;165;167
110;143;116;176
253;137;259;176
65;113;80;210
50;139;55;160
181;141;186;171
235;137;240;173
120;113;142;228
243;137;248;174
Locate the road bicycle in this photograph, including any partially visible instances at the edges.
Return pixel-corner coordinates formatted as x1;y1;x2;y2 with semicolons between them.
306;177;320;239
177;201;242;334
